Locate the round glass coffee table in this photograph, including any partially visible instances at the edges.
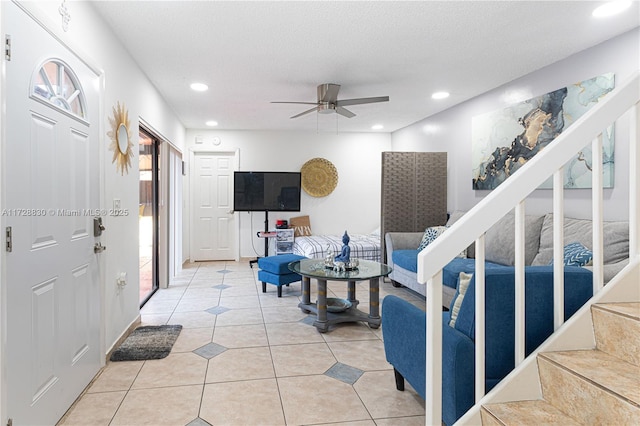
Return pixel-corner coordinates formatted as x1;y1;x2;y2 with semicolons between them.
288;258;392;333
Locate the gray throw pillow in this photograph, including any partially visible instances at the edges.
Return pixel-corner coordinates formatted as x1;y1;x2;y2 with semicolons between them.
531;214;629;266
446;211;475;258
484;213;545;266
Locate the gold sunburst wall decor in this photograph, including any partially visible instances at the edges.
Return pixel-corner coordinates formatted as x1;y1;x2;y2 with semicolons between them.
107;101;133;175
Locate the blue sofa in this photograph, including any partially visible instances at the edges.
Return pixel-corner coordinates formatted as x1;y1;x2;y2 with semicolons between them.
385;211;629;306
382;265;593;426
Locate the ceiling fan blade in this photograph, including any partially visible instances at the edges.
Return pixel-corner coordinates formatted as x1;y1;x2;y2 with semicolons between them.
290;106;320;119
271;101;320;105
318;83;341;103
336;96;390;107
336;106;356;118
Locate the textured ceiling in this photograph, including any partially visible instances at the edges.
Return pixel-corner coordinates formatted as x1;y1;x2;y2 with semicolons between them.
91;1;640;133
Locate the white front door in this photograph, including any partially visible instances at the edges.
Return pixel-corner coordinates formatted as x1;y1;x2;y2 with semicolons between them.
2;3;102;424
191;152;236;261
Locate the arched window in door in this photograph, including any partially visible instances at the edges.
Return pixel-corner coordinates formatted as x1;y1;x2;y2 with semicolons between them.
30;58;87;121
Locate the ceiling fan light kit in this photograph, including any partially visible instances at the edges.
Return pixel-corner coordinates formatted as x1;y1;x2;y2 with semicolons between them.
272;83;389;119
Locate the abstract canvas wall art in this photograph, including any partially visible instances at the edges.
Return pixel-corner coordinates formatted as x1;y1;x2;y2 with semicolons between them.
472;73;615;190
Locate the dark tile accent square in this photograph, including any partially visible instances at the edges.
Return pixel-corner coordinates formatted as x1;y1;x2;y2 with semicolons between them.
206;306;230;315
193;342;227;359
217;269;232;274
299;316;315;325
213;284;231;290
324;362;364;385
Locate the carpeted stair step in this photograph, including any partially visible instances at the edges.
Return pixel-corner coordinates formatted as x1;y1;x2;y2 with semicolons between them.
481;399;580;425
538;349;640;424
592;302;640;367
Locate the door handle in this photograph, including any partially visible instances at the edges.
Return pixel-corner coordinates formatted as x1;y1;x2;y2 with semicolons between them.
94;242;106;253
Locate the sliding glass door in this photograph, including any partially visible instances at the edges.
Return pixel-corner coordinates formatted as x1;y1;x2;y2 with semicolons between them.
139;128;160;305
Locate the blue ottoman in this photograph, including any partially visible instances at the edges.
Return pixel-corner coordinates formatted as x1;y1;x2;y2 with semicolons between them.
258;254;306;297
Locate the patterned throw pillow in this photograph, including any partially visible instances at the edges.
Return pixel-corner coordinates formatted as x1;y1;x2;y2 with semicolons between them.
563;242;593;267
289;215;312;237
449;272;472;327
417;226;448;251
416;225;467;258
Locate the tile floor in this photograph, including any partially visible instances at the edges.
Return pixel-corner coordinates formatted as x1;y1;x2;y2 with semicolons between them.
59;260;426;426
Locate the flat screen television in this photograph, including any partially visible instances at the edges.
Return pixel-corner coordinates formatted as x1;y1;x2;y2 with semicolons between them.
233;171;302;212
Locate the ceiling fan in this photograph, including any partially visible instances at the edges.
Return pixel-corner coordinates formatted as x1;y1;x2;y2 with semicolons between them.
272;83;389;119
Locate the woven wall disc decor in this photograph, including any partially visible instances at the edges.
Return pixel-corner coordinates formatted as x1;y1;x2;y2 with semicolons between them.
300;158;338;197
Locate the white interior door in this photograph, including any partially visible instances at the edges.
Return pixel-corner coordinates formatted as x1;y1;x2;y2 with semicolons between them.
191;152;236;261
2;3;102;424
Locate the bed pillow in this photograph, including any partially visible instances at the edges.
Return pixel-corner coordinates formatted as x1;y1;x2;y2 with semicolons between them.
289;215;312;237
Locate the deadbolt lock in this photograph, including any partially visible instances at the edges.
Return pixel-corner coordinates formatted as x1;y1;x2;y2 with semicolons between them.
93;216;105;237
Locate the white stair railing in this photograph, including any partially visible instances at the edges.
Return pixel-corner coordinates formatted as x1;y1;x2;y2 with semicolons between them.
417;70;640;426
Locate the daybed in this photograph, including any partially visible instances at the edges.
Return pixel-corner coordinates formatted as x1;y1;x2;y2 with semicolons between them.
292;233;381;262
385;211;630;306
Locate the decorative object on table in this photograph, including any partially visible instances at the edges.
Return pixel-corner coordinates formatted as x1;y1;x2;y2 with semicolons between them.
323;233;360;271
333;261;346;272
334;231;351;262
300;157;338;197
324;259;360;272
332;258;360;272
472;72;615;190
321;231;352;271
110;324;182;361
324;247;335;267
325;297;352;313
107;101;134;175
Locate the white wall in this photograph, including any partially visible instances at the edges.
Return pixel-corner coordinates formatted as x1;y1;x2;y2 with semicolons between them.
25;1;186;351
392;28;640;221
183;130;391;259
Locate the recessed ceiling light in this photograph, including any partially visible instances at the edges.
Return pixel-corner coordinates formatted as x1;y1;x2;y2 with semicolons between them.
592;0;631;17
205;120;218;127
431;91;450;100
371;124;384;130
190;82;209;92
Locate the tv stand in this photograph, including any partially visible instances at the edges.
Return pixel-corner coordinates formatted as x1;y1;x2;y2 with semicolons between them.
249;211;270;268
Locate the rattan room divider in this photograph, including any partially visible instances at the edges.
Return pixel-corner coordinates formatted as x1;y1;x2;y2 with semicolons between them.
380;151;448;263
